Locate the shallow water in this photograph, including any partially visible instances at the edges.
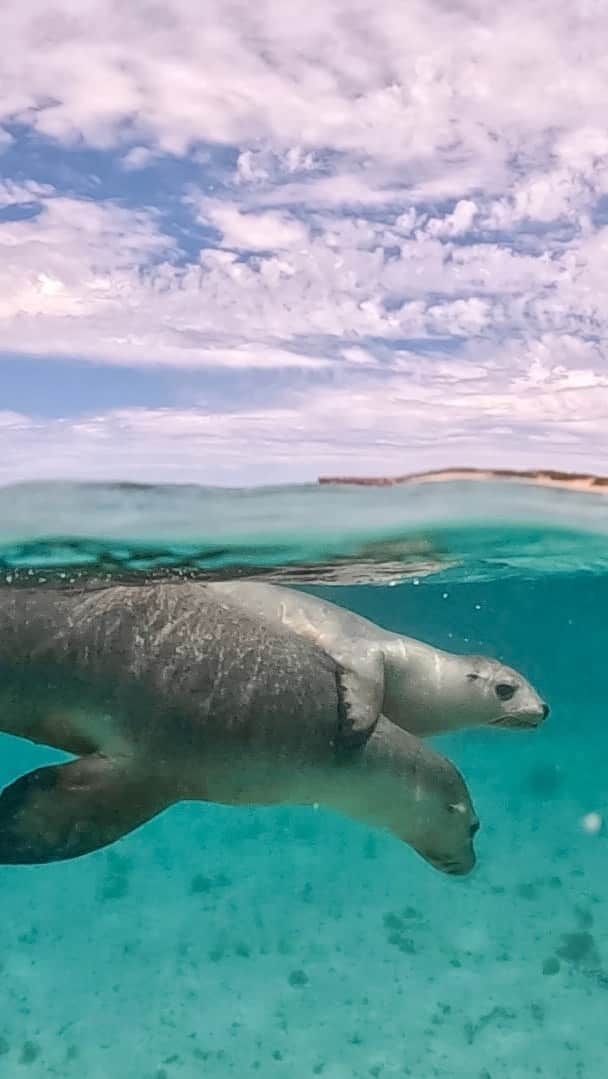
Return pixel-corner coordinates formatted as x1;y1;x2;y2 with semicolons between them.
2;478;608;583
0;480;606;1077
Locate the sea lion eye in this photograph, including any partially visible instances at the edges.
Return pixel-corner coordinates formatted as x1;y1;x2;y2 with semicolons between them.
470;820;480;836
496;682;515;701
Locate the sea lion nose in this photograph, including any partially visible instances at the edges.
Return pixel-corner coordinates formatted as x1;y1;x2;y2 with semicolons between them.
541;702;550;720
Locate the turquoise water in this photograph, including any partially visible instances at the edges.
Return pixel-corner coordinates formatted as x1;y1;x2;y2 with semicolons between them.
0;480;606;1076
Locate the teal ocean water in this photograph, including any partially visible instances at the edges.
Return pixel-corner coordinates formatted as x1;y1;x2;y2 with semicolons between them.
0;479;606;1077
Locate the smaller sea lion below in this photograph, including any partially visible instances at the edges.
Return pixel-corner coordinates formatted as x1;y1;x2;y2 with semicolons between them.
209;581;549;741
0;583;478;873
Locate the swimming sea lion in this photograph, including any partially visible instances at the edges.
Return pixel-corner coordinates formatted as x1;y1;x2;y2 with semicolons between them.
208;581;549;740
0;582;478;873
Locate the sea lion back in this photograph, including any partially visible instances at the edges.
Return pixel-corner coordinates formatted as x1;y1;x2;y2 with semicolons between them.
0;582;346;762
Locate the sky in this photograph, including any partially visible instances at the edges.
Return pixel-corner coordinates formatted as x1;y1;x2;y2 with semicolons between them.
1;0;608;486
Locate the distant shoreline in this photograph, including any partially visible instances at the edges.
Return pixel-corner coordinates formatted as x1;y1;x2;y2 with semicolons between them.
318;467;608;493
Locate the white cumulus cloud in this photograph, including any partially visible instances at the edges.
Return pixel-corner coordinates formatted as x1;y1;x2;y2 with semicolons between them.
1;0;608;478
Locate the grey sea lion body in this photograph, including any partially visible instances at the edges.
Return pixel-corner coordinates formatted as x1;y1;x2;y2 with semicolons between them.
209;581;549;738
0;583;478;873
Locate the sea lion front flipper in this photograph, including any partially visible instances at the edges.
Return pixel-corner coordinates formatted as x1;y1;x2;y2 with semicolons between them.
0;755;171;864
336;648;385;748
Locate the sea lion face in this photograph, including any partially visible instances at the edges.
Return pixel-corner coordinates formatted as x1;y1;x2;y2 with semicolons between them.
403;760;479;876
410;793;478;876
385;640;549;737
463;656;549;730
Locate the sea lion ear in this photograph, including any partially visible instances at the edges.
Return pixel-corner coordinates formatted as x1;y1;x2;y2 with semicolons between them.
0;755;172;864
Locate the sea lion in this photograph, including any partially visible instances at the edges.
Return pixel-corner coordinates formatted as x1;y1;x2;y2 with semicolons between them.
208;581;549;740
0;582;478;873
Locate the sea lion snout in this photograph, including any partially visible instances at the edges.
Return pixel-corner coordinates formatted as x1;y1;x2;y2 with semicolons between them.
422;844;476;877
519;693;550;727
447;850;476;876
496;694;549;729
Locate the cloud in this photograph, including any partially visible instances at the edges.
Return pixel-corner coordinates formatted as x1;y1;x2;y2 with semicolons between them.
2;357;606;486
194;199;309;252
2;1;608;476
2;178;608;390
120;145;159;171
2;2;608;173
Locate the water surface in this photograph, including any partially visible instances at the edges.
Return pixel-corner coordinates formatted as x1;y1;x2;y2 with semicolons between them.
0;479;605;1078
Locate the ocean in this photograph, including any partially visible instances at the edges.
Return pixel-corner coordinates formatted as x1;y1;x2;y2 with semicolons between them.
0;478;606;1078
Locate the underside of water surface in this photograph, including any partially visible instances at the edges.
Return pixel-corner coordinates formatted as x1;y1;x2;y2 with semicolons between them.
0;478;606;1077
1;476;608;584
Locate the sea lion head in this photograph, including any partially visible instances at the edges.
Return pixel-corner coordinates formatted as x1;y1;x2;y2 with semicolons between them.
334;719;479;875
385;639;549;736
461;655;549;730
405;751;479;876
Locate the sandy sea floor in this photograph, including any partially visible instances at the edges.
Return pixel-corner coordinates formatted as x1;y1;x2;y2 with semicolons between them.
0;721;604;1079
0;574;604;1078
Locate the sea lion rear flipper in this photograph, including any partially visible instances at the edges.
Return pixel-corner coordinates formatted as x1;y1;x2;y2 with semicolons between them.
337;648;385;748
0;755;171;864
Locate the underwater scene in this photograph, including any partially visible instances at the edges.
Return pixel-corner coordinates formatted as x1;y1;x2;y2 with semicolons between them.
0;477;607;1079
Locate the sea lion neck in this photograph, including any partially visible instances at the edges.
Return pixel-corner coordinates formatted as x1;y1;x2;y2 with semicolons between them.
381;635;445;731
